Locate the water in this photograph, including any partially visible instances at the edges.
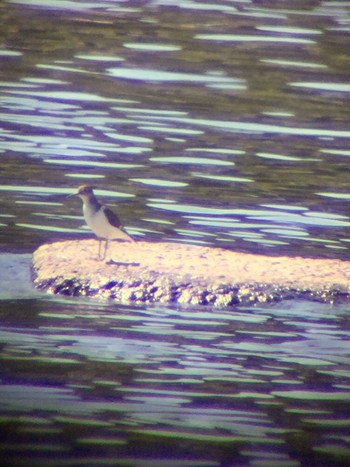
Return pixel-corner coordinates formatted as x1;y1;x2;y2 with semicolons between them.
0;0;350;465
1;298;350;466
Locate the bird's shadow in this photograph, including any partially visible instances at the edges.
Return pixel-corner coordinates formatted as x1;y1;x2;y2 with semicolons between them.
106;260;141;267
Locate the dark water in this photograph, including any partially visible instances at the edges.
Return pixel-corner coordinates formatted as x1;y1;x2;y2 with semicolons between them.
1;0;350;465
1;298;350;466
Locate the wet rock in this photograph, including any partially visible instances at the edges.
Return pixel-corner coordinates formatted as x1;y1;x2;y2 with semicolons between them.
32;239;350;306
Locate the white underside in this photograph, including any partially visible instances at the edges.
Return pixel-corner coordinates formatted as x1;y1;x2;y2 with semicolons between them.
83;204;131;241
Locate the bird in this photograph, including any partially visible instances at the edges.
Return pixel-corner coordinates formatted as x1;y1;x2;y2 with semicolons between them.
70;185;135;260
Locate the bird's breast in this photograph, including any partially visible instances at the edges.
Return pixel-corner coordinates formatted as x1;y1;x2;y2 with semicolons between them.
83;205;108;237
83;204;129;240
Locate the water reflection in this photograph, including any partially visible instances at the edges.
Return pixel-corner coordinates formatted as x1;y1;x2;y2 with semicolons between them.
0;1;349;252
107;67;246;91
290;82;350;93
0;297;350;465
195;33;317;45
261;58;327;69
124;43;182;52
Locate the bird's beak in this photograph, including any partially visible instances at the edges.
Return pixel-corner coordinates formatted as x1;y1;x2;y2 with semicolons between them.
67;192;77;199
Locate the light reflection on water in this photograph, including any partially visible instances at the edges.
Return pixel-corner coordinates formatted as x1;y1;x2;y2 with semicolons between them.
0;297;350;465
1;0;350;464
195;34;317;44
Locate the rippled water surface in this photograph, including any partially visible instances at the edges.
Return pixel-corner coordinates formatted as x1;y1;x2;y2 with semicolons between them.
1;0;350;465
1;298;350;466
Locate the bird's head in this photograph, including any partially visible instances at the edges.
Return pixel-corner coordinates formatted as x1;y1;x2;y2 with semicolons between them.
68;185;95;200
76;185;94;196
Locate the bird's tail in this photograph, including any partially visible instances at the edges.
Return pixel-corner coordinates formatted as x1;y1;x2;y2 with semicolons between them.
122;228;136;243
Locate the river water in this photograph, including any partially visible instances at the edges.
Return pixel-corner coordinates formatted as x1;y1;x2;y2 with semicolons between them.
0;0;350;465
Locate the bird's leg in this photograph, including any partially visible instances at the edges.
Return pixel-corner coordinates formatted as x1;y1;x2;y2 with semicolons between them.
97;238;103;260
98;239;108;261
103;239;110;261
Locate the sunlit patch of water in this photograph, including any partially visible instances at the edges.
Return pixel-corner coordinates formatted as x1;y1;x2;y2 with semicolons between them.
150;156;234;166
261;58;327;69
138;125;204;136
321;149;350;157
75;54;125;62
124;43;182;52
158;116;350;139
107;67;246;91
256;152;318;162
191;173;254;183
65;173;106;180
256;26;323;35
195;33;317;45
290;82;350;93
43;159;144;169
131;178;188;188
317;192;350;200
0;49;22;57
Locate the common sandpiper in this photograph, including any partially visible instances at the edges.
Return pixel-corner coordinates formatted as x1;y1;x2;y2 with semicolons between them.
70;185;135;260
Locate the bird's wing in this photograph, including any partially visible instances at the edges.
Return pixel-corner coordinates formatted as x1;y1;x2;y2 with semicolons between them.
103;206;122;228
103;206;135;242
